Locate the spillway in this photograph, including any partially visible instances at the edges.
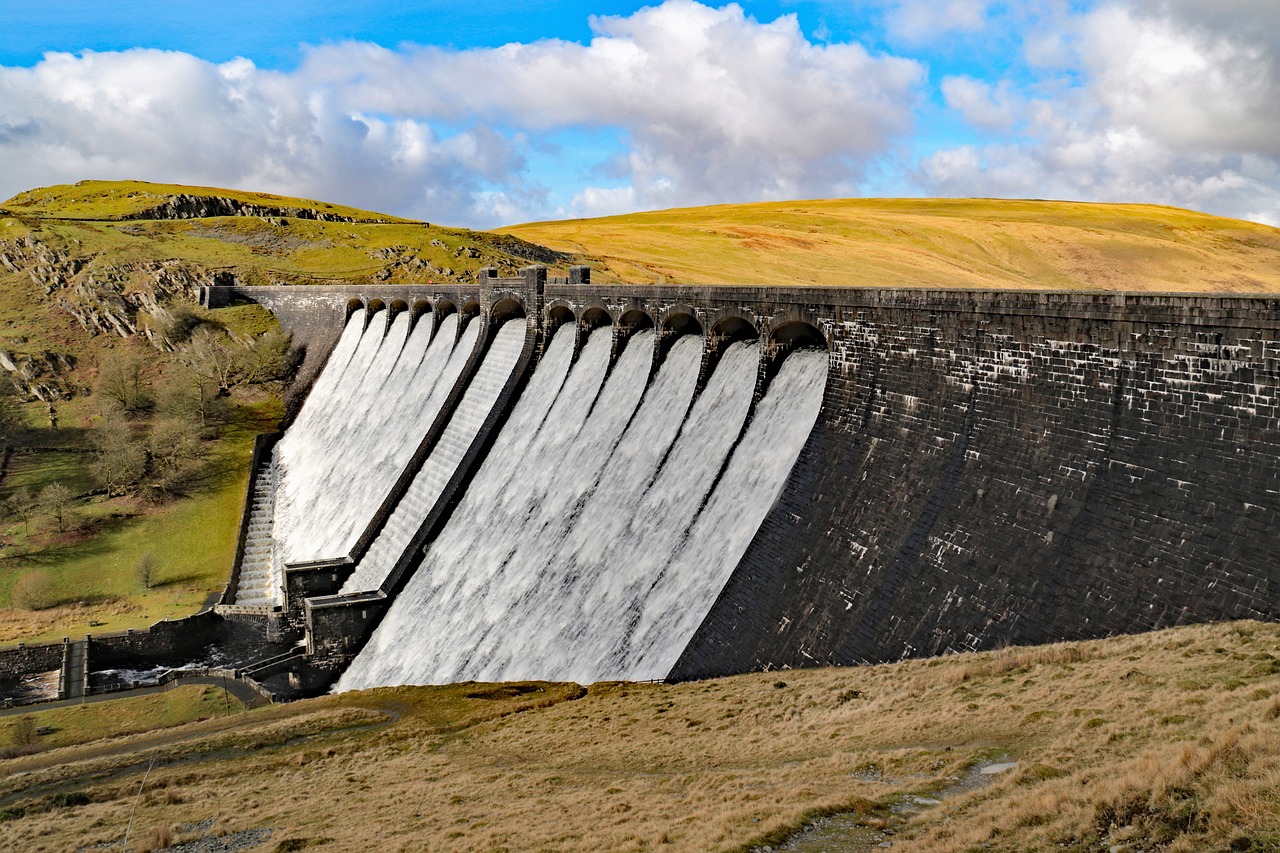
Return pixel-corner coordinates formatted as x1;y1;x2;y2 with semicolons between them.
337;336;826;690
272;312;464;572
340;318;526;593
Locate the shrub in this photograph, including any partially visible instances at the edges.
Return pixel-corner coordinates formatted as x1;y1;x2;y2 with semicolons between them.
11;570;57;610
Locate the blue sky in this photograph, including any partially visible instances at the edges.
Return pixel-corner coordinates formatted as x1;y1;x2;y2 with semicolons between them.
0;1;1277;227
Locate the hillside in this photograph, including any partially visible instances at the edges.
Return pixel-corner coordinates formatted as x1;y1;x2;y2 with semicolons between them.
0;179;566;401
0;180;569;643
501;197;1280;291
1;621;1278;852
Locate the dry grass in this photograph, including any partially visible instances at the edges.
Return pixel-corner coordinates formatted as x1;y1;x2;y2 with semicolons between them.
0;622;1276;851
501;197;1280;292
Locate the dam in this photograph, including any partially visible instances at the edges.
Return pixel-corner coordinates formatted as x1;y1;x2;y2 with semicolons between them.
193;265;1279;693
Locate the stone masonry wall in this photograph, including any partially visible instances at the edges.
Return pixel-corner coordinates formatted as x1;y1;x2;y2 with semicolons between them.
670;292;1280;678
214;281;1280;681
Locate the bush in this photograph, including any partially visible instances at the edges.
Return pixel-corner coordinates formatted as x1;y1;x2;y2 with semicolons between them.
11;571;57;610
10;715;36;747
136;551;157;590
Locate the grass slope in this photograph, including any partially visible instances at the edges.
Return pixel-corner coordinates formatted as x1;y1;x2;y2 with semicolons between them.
1;621;1277;852
0;180;570;645
3;180;415;223
502;197;1280;292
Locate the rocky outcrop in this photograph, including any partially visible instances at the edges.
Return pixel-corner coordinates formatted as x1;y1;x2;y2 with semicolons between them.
0;235;217;398
121;194;393;224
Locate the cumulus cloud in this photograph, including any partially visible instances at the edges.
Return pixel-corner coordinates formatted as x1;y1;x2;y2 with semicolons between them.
877;0;994;43
921;0;1280;225
299;1;923;211
0;1;923;226
0;49;525;225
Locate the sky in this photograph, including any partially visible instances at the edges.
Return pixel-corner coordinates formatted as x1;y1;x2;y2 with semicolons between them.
0;1;1277;229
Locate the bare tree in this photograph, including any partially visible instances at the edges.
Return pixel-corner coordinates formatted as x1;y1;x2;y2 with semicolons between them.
7;487;36;535
37;482;73;532
95;351;152;413
90;410;147;497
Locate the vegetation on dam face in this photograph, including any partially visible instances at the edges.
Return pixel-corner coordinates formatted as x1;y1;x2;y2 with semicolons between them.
501;197;1280;291
2;621;1278;852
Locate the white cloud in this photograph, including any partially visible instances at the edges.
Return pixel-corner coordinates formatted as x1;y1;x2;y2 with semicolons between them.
879;0;993;43
299;0;923;213
940;76;1018;130
0;1;924;226
922;0;1280;226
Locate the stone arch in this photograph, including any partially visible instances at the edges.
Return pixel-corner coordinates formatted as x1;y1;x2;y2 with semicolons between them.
410;299;433;327
581;306;613;332
770;320;827;351
546;303;576;339
711;314;759;345
659;311;703;359
344;298;366;324
619;308;655;334
434;299;457;321
388;299;410;321
764;320;829;385
491;297;526;325
460;300;482;320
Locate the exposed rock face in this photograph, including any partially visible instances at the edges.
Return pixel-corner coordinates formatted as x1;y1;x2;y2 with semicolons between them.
120;193;389;224
0;234;213;398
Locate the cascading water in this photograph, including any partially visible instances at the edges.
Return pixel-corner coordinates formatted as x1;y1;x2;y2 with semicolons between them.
272;313;463;570
340;318;527;593
335;335;831;690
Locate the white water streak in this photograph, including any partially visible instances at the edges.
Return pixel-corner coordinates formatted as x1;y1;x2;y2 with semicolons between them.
341;318;526;593
339;335;798;689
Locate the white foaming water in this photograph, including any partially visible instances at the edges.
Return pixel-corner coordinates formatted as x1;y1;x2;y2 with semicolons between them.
268;312;462;594
340;318;526;593
337;335;793;689
300;312;412;523
620;347;828;678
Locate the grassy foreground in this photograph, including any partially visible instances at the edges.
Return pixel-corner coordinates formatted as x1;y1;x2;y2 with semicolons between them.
502;197;1280;291
1;621;1277;852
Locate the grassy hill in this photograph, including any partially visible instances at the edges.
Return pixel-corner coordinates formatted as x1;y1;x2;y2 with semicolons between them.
1;621;1277;852
501;197;1280;292
0;180;571;644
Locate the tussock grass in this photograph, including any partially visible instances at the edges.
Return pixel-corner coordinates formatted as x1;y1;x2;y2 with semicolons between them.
2;622;1278;852
502;197;1280;292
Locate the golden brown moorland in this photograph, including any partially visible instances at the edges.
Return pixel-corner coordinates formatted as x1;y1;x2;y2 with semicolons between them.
502;197;1280;291
2;621;1278;852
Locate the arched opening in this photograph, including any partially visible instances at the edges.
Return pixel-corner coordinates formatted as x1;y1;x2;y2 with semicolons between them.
344;298;366;324
363;299;387;333
764;321;829;385
581;306;613;332
662;312;703;338
619;309;655;334
410;299;433;328
434;299;457;321
491;297;526;326
388;299;409;322
770;321;827;351
711;315;758;346
460;300;481;320
659;311;703;359
547;304;576;339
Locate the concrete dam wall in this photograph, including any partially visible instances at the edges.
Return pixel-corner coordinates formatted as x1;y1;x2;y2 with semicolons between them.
205;272;1280;688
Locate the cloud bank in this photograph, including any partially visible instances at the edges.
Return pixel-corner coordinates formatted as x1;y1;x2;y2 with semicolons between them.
922;0;1280;225
0;1;921;226
0;0;1276;228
